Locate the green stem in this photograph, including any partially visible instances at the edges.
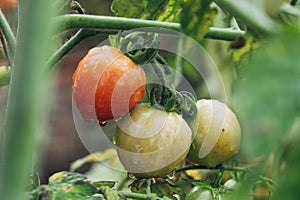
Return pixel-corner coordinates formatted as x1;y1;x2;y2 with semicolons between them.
0;1;56;200
0;9;16;59
47;29;116;68
205;27;244;41
212;168;225;188
120;191;156;199
175;165;248;173
55;14;181;32
116;176;129;191
0;30;11;65
55;14;244;41
214;0;280;35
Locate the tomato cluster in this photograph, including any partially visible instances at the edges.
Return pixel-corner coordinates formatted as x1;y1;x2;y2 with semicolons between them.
72;34;241;179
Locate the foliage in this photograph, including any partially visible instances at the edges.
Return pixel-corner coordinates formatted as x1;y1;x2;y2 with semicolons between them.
0;0;300;200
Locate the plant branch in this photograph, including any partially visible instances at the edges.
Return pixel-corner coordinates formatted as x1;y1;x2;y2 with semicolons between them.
214;0;281;35
55;14;244;41
0;9;16;59
47;29;116;69
205;27;244;41
120;191;156;199
0;1;56;199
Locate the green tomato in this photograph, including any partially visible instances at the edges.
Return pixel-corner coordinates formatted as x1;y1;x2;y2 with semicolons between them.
114;103;192;178
187;100;241;167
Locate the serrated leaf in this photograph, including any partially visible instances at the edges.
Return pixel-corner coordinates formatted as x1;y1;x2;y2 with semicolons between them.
111;0;184;22
228;33;259;78
70;149;118;172
180;0;217;42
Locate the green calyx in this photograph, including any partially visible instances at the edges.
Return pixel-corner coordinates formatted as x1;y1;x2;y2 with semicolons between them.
109;31;197;123
109;31;159;64
149;84;198;123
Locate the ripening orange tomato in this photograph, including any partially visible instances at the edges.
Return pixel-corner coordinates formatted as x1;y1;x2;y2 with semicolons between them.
0;0;17;10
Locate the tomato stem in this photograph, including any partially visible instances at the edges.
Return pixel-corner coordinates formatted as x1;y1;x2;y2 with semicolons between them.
212;168;225;188
0;9;16;59
47;29;116;69
70;0;85;14
214;0;280;35
0;30;11;65
55;14;245;41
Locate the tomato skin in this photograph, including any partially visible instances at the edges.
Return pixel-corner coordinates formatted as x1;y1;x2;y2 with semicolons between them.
0;0;17;10
187;99;241;167
72;46;146;122
114;103;192;178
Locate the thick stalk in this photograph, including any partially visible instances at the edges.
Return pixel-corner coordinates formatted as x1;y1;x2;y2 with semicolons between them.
214;0;280;35
0;1;56;200
55;14;245;41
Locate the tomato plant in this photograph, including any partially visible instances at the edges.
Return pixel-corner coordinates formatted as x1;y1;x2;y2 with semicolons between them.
0;0;300;200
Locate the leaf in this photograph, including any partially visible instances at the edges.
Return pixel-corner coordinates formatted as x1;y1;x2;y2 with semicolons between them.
130;179;183;199
180;0;217;42
70;149;118;172
49;171;87;184
233;31;300;158
92;181;116;188
228;33;260;78
100;186;125;200
111;0;184;22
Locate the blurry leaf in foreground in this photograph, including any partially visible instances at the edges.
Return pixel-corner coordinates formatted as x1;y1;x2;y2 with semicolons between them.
111;0;184;22
233;30;300;157
70;148;118;172
180;0;217;42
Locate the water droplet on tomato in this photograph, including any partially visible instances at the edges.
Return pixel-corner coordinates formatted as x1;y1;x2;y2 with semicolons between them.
99;121;107;127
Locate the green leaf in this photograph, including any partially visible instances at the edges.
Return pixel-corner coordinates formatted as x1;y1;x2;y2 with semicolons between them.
180;0;217;42
111;0;184;22
234;31;300;158
100;186;124;200
70;149;118;172
49;171;87;184
92;181;116;188
229;33;260;78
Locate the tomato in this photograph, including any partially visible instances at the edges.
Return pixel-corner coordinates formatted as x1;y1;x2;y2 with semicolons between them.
0;0;17;10
114;103;192;178
187;99;241;167
72;45;146;123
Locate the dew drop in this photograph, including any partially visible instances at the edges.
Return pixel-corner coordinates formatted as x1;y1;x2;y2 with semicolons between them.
99;121;108;127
